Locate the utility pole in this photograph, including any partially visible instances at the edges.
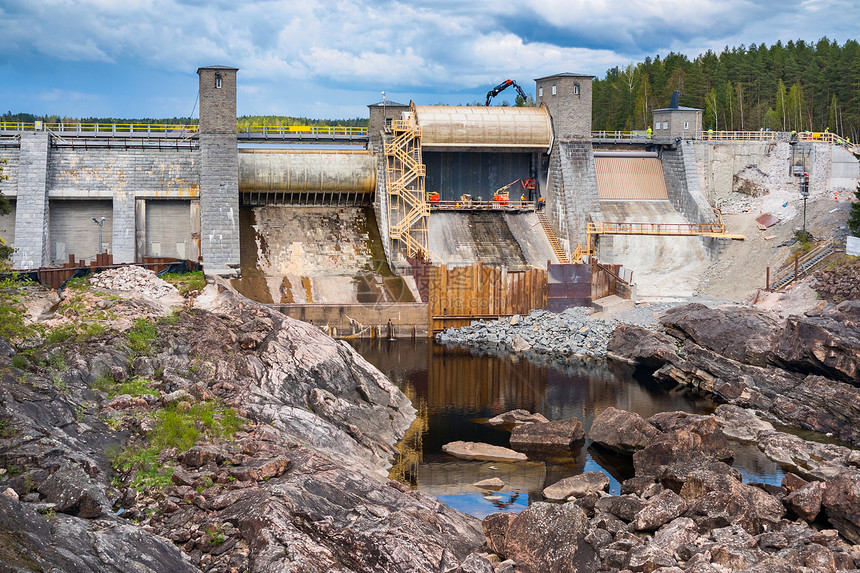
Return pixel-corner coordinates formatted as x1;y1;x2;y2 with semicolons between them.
800;172;810;236
92;217;106;258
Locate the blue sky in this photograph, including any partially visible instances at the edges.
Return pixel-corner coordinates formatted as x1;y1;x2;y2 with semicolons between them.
0;0;857;120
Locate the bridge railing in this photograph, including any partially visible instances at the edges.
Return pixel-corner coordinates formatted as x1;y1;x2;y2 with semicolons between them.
591;130;649;140
240;125;367;136
0;122;198;134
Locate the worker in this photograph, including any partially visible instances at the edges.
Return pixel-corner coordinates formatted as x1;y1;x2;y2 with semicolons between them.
708;128;713;140
646;126;652;139
521;193;526;207
537;197;545;211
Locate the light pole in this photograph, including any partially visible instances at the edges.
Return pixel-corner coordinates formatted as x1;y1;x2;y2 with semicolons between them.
92;216;106;258
800;172;809;237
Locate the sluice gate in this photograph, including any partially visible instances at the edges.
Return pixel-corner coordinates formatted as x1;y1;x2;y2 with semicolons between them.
238;149;376;206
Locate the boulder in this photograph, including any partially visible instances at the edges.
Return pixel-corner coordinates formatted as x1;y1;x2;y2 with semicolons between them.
660;303;781;367
227;456;291;482
442;441;528;462
821;471;860;544
483;512;516;555
594;494;646;522
606;324;682;368
502;502;599;573
473;478;505;490
625;544;677;573
712;404;775;443
487;409;549;427
772;301;860;385
509;335;532;353
588;407;661;454
178;445;223;469
510;418;584;451
633;428;733;479
543;472;610;501
784;481;824;522
37;464;108;519
630;489;688;531
652;517;698;557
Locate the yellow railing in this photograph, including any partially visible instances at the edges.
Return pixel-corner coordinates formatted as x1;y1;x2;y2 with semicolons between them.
588;221;726;236
384;116;431;261
0;122;197;133
699;130;855;151
428;200;535;210
0;122;368;137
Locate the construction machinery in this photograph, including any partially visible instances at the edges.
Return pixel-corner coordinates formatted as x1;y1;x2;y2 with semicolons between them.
492;178;536;206
485;80;528;106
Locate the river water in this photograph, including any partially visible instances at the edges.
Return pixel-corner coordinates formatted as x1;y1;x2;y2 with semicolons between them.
349;338;787;519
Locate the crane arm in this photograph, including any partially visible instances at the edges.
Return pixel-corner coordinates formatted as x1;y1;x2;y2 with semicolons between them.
485;80;529;106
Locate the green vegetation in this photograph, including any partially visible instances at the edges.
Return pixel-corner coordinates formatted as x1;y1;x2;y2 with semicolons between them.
161;271;206;296
237;115;367;129
94;374;157;398
108;400;244;490
0;157;10;267
593;38;859;139
849;183;860;237
0;276;38;343
127;318;157;356
0;417;14;439
794;230;815;253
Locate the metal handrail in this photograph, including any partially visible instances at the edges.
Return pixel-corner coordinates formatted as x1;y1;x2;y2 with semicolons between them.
588;221;726;236
0;122;369;137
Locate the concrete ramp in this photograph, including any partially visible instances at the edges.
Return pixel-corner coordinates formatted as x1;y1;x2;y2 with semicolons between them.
597;200;708;299
232;206;416;304
429;211;555;269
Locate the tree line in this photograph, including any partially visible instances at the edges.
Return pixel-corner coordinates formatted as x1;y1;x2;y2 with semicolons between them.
592;38;860;140
0;113;368;128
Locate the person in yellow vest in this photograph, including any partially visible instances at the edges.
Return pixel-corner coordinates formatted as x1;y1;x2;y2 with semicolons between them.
521;193;526;207
646;126;652;139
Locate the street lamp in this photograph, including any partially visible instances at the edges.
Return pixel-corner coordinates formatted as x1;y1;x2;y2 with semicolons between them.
800;172;810;237
92;217;106;258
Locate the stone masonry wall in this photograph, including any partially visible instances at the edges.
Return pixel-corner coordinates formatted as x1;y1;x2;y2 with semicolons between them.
558;141;600;248
48;149;199;199
13;133;50;269
661;143;715;225
199;134;240;274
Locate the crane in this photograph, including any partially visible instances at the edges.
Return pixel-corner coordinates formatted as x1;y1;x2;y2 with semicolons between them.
485;80;528;106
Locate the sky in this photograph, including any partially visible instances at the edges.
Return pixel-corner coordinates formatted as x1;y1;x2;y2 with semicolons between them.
0;0;857;120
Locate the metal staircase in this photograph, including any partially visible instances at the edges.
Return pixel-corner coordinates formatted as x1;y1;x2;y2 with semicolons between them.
770;239;836;291
537;213;570;264
384;117;430;261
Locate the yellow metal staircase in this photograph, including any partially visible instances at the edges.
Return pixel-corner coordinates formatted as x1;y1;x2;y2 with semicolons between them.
537;213;570;264
384;118;430;260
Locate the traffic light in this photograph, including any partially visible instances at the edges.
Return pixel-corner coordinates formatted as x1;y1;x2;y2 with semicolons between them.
800;172;810;196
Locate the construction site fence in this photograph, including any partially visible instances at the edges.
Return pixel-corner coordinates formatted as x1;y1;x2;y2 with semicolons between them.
7;254;199;291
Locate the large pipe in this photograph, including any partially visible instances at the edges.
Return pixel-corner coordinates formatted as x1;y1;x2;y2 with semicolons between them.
413;105;553;151
239;149;376;193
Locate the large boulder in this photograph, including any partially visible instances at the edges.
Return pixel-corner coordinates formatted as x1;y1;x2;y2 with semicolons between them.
633;424;733;479
543;472;610;501
37;463;109;519
660;303;781;367
629;489;688;531
442;441;528;462
821;471;860;544
589;407;661;454
501;502;599;573
509;418;584;451
606;324;682;368
784;481;825;522
772;301;860;385
487;409;549;427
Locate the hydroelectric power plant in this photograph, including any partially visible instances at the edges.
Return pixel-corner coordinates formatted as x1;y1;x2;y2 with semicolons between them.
0;66;857;336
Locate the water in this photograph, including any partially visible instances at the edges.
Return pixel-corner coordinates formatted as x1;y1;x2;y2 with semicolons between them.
349;338;786;519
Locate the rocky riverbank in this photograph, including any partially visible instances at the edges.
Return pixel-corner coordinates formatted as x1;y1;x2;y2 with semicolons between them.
479;405;860;572
0;271;485;572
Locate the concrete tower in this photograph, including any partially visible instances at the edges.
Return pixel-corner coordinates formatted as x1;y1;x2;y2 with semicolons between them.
535;73;594;140
197;65;240;276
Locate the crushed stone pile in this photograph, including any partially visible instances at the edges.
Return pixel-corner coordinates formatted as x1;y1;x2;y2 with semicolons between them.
436;300;734;359
88;266;178;300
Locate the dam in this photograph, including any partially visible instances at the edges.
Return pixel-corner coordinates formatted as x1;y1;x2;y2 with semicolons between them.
0;66;857;334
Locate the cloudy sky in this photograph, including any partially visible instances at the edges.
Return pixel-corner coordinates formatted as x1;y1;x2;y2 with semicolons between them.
0;0;856;120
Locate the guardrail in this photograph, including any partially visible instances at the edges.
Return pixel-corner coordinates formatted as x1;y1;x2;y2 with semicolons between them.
591;131;650;140
240;125;367;136
428;200;535;211
769;239;835;291
588;221;726;236
0;122;369;138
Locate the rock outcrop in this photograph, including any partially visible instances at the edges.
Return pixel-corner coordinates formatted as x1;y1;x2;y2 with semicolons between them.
608;302;860;445
0;277;485;572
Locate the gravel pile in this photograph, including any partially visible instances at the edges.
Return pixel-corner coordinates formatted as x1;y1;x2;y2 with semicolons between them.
88;266;178;299
436;300;733;359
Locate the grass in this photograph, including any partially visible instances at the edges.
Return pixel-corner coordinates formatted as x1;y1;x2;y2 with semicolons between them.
127;318;157;356
11;355;28;370
93;374;157;398
161;271;206;296
0;276;39;343
108;400;245;490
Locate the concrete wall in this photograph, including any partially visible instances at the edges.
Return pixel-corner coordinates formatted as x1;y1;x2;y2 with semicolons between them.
0;148;19;197
277;303;428;338
661;142;715;225
830;146;860;191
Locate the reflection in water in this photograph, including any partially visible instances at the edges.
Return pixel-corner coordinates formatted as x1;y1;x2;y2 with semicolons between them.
349;338;786;518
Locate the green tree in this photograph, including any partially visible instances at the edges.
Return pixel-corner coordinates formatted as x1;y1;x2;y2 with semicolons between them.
849;183;860;237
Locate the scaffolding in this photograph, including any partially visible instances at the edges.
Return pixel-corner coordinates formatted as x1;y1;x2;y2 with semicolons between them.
384;116;430;261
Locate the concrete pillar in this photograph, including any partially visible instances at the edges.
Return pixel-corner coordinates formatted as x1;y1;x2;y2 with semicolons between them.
13;132;49;269
197;65;240;276
112;190;136;263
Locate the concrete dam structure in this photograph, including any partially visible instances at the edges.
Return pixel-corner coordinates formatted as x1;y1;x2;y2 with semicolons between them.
1;65;857;333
